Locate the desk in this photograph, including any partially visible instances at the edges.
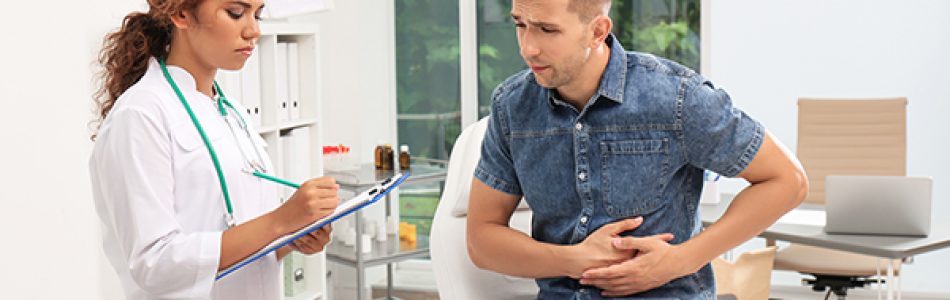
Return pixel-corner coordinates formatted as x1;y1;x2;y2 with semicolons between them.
324;162;447;300
700;195;950;299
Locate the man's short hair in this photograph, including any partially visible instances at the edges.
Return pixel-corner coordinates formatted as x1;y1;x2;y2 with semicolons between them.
567;0;611;22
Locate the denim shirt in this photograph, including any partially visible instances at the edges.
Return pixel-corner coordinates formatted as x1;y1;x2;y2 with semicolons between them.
474;34;764;299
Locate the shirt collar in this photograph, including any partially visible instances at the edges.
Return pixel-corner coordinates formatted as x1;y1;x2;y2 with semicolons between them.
599;33;627;103
146;57;200;94
546;33;628;108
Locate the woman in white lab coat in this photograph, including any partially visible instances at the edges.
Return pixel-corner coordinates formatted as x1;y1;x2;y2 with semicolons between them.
89;0;338;299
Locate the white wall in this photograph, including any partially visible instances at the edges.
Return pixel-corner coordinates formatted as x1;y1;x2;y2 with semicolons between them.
0;1;396;298
708;0;950;294
0;0;141;299
292;1;398;165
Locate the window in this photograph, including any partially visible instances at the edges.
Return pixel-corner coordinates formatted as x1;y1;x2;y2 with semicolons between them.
611;0;701;70
477;0;525;117
394;0;461;247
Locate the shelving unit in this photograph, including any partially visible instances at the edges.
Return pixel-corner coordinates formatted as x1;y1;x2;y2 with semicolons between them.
323;163;448;300
216;22;326;300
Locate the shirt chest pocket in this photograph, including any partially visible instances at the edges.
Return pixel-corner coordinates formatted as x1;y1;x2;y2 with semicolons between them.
170;120;229;175
171;120;228;151
600;138;671;218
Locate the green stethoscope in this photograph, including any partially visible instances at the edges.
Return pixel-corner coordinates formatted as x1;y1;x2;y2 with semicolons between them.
159;58;299;227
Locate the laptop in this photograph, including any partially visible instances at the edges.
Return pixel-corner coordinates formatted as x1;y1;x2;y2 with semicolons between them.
824;175;933;237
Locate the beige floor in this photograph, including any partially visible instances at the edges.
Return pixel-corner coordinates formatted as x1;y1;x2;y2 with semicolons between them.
370;287;439;300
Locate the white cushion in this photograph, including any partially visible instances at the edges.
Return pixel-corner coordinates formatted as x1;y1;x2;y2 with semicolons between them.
448;117;529;217
431;209;537;299
431;117;539;299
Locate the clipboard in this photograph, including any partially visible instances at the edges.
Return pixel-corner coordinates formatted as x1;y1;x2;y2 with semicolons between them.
216;172;411;280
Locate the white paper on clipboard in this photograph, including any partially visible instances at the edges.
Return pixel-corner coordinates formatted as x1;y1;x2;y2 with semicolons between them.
216;172;410;280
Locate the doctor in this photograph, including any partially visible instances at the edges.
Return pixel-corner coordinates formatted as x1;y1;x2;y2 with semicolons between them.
89;0;338;299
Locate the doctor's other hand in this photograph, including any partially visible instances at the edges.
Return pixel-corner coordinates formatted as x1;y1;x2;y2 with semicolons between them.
271;176;340;235
564;217;646;279
291;225;332;254
579;233;682;297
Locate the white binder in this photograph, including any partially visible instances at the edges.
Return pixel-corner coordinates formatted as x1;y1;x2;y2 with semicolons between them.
240;49;262;128
284;127;311;182
275;42;290;123
288;42;301;121
280;132;295;203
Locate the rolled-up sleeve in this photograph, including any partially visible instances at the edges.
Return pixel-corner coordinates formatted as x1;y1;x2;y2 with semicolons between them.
474;88;522;196
91;93;220;298
681;77;764;177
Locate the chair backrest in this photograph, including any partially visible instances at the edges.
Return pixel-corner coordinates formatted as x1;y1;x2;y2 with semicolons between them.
430;117;538;300
711;247;777;300
796;98;907;204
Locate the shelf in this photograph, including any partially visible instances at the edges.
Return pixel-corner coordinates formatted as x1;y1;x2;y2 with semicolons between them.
262;22;320;36
323;162;446;268
325;162;448;188
285;289;323;300
322;162;446;300
227;21;326;300
326;236;429;268
259;117;319;134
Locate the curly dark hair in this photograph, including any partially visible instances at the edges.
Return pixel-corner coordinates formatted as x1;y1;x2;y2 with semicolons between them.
91;0;199;140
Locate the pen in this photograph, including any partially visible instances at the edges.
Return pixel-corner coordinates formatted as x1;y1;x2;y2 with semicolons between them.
251;171;301;189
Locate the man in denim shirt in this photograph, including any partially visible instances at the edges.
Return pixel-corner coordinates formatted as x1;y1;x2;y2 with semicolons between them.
467;0;808;299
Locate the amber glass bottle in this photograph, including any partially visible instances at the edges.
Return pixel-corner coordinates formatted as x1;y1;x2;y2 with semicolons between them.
374;143;384;170
399;145;410;170
381;144;395;170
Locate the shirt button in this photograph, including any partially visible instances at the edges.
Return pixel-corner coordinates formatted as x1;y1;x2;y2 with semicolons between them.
580;216;589;224
578;172;587;181
575;123;583;130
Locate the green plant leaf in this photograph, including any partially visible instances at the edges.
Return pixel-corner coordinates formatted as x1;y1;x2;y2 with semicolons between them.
479;45;499;59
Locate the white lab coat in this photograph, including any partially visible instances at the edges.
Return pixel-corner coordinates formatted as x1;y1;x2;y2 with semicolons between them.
90;57;282;299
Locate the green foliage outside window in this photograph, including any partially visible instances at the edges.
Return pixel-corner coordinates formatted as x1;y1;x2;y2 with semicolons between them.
611;0;701;70
395;0;462;161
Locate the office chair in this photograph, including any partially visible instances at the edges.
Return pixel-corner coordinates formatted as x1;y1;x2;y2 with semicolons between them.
770;98;907;299
430;117;539;300
711;247;777;300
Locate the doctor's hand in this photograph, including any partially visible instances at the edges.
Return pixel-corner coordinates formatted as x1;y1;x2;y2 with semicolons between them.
579;234;684;297
272;176;340;235
564;217;646;279
291;225;332;255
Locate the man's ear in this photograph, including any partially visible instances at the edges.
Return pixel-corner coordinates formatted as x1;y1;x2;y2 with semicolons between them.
169;9;194;29
588;15;613;48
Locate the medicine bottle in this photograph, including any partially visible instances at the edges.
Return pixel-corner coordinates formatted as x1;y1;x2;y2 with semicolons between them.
374;142;385;170
381;144;395;170
399;145;410;170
